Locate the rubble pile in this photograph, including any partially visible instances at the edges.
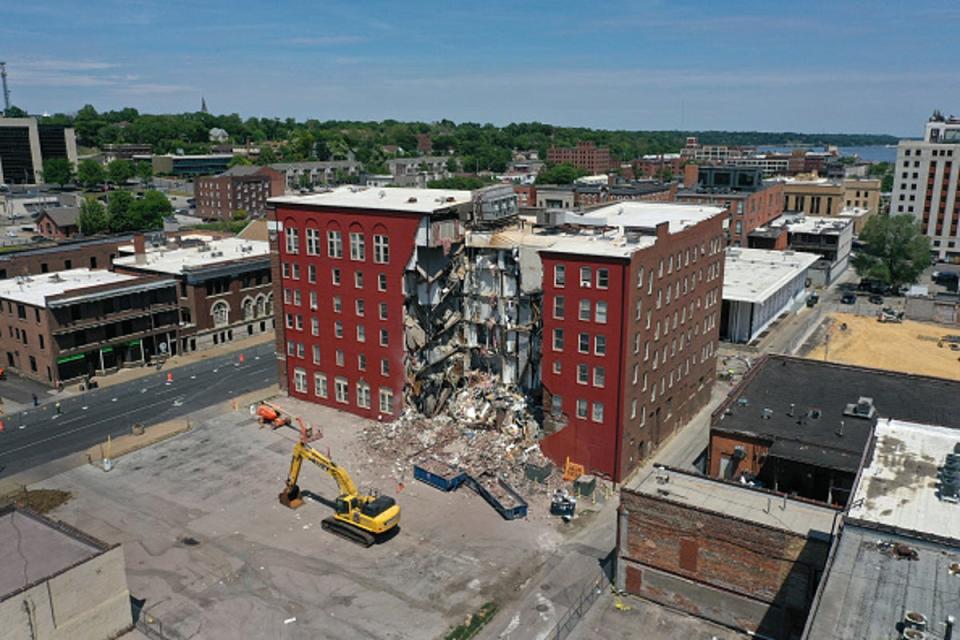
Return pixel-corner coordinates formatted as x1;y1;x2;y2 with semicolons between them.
362;371;563;496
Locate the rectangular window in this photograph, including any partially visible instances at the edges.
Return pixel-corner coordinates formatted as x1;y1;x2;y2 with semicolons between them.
282;263;290;279
379;329;389;346
635;300;642;320
293;368;307;392
314;373;328;398
554;264;566;287
354;271;364;288
357;325;366;342
577;363;589;384
594;335;606;355
552;360;561;374
285;228;299;254
378;273;387;291
336;350;345;366
296;343;304;359
379;303;388;320
374;235;389;263
357;382;371;408
293;290;301;306
285;313;293;329
291;263;300;280
295;314;303;330
312;344;320;364
595;301;607;324
331;268;341;286
334;320;343;338
381;358;390;376
327;230;342;258
379;388;394;414
308;264;316;284
310;291;318;310
593;367;605;388
580;266;592;287
350;232;366;261
592;402;604;423
552;328;564;351
630;399;637;420
334;377;348;403
596;269;609;289
576;399;588;419
579;299;591;321
356;300;365;316
578;333;589;353
553;296;565;319
306;228;319;255
551;394;563;417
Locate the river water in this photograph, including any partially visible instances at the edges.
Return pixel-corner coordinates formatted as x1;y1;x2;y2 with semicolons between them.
757;145;898;164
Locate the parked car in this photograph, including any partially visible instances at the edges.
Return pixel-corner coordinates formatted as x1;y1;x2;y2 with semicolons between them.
868;294;884;304
806;293;820;307
841;292;857;305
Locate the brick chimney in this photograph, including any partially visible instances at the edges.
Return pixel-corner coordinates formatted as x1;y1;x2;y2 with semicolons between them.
133;233;146;265
683;163;699;189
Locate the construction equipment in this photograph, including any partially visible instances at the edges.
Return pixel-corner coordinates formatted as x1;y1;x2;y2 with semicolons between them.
257;402;291;428
279;442;400;547
878;307;904;323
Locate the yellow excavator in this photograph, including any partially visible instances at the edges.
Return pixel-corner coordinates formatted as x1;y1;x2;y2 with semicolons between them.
278;442;400;547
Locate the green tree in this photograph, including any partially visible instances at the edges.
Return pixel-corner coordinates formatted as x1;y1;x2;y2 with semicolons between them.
77;159;107;189
107;190;136;232
131;190;173;229
135;160;153;186
536;163;586;185
42;158;74;188
427;176;489;190
232;209;249;221
107;159;135;185
78;197;109;235
298;173;313;190
256;147;278;165
852;214;932;291
3;105;27;118
228;155;252;167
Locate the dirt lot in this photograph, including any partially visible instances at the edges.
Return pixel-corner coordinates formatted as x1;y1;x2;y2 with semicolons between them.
803;312;960;380
34;396;570;640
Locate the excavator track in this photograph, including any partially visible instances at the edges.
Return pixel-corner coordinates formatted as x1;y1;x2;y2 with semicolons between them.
321;516;376;547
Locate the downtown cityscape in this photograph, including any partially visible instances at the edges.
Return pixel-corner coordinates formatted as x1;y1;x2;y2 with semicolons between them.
1;2;959;639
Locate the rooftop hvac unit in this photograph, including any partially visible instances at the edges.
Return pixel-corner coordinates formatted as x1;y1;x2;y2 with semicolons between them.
902;630;927;640
905;611;928;632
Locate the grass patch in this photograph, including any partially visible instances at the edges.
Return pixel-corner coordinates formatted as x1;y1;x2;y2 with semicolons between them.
444;602;498;640
193;220;249;234
0;488;73;513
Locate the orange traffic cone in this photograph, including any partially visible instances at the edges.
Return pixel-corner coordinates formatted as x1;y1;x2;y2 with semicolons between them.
0;419;4;433
166;372;173;384
239;353;245;363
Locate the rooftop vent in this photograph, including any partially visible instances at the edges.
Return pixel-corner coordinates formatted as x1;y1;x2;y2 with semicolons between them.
809;408;822;420
902;630;927;640
736;397;749;407
407;197;418;203
904;611;928;632
761;408;774;420
844;396;876;419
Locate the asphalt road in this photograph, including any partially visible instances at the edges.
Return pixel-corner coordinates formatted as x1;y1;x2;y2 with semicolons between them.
0;342;278;479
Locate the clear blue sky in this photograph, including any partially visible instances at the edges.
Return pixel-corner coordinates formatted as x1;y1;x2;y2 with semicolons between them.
3;0;959;135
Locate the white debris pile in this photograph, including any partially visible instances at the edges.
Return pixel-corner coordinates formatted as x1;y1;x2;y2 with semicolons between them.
361;371;561;494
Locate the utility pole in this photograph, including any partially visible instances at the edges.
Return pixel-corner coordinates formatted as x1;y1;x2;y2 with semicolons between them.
0;62;10;115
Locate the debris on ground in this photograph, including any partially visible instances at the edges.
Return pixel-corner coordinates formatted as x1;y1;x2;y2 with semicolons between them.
1;488;73;513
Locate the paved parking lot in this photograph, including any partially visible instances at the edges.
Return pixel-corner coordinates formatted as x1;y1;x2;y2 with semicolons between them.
37;397;569;640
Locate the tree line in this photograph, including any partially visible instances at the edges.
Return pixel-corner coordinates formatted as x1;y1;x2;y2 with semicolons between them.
78;190;172;235
31;105;900;174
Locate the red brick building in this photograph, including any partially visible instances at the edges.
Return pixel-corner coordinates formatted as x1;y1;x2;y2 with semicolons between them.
547;141;616;174
677;165;784;247
194;166;284;221
538;202;726;481
34;206;80;240
269;187;474;420
635;154;683;179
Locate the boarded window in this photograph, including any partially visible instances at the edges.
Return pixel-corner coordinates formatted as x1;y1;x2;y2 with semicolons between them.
679;538;699;573
625;566;643;594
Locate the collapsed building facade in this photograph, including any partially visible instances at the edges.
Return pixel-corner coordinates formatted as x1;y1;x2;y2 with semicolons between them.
270;186;726;482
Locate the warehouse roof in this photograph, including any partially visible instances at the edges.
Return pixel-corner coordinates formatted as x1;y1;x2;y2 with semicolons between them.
0;507;108;599
270;186;472;213
847;419;960;541
628;466;838;539
113;238;269;275
723;248;820;304
0;269;137;307
578;201;725;234
713;356;960;473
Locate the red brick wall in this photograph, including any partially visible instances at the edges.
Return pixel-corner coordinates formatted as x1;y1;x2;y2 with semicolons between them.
274;204;421;421
708;431;770;479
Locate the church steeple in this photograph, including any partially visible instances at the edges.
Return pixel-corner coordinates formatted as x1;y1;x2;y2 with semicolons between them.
201;96;208;114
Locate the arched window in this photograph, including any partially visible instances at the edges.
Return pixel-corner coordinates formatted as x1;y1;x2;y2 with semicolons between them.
255;294;266;318
212;301;230;327
242;297;254;321
265;293;273;316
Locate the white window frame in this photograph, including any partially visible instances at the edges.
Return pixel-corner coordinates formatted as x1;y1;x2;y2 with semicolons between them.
373;234;389;264
293;368;307;393
327;230;342;258
314;373;328;398
334;377;348;403
350;232;366;261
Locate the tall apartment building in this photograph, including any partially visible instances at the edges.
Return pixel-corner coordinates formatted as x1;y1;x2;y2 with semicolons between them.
547;142;616;174
0;117;78;185
677;165;784;247
891;112;960;259
270;186;724;482
194;166;284;220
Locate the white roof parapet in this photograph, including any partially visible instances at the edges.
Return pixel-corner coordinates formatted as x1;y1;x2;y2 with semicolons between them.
269;185;473;214
723;248;820;304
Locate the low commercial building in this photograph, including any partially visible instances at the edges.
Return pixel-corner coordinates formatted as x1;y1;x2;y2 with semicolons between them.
676;165;784;247
151;154;232;177
34;206;80;240
113;235;273;354
386;156;452;187
619;467;838;638
709;355;960;506
0;268;179;385
0;506;133;640
804;418;960;639
0;236;127;279
774;215;853;286
780;176;881;233
270;160;362;191
0;117;78;185
194;165;284;220
721;248;819;343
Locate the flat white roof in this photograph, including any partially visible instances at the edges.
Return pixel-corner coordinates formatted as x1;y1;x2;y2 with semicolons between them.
723;248;820;304
468;225;655;258
847;418;960;541
577;201;725;234
270;185;473;214
773;215;851;234
113;238;269;275
0;269;138;307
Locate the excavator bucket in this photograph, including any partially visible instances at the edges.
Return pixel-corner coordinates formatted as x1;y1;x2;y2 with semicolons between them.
278;483;304;509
